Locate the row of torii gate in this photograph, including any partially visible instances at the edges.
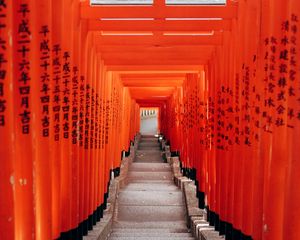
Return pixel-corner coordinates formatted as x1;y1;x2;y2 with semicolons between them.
0;0;299;240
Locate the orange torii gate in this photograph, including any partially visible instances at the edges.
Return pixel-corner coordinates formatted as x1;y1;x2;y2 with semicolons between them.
0;1;300;240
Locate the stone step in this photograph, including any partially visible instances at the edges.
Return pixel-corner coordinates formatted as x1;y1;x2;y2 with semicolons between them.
116;206;185;221
134;158;164;163
138;148;161;152
135;155;162;159
139;142;160;146
200;230;225;240
127;179;174;184
127;171;173;181
138;145;160;148
139;141;159;144
107;138;192;240
139;139;160;146
138;143;160;147
139;139;159;142
110;232;192;238
121;182;179;192
111;228;190;234
135;151;162;156
108;237;195;240
136;149;161;153
117;190;183;206
111;221;188;229
130;163;171;172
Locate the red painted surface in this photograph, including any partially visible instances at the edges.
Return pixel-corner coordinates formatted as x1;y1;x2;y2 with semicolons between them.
0;0;299;239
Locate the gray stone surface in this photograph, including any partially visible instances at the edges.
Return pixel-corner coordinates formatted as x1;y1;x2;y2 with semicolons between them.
108;135;194;240
135;151;162;163
108;237;195;240
130;163;170;172
111;221;188;229
127;171;173;181
83;212;113;240
118;190;183;206
116;205;185;221
200;230;225;240
140;116;158;135
168;154;219;240
122;182;179;192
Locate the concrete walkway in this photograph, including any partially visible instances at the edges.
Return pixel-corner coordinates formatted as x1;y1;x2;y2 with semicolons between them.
107;135;194;240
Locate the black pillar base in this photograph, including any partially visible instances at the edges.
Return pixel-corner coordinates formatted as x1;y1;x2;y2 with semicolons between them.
97;204;103;221
219;219;226;235
93;209;97;225
241;233;253;240
225;222;233;240
197;191;205;209
206;206;210;222
88;214;93;231
70;227;79;240
104;191;108;210
78;221;84;240
209;210;216;226
232;228;242;240
60;231;72;240
215;214;220;231
190;168;197;181
82;219;88;236
113;167;120;177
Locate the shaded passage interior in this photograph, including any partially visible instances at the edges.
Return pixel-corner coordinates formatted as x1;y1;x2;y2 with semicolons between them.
0;1;300;240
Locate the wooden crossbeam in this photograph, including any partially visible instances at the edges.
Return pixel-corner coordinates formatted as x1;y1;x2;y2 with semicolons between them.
94;34;223;46
123;79;184;87
104;59;207;65
101;51;211;61
136;99;166;104
96;45;215;53
120;73;185;87
136;97;167;107
106;65;203;71
138;103;166;107
129;86;175;96
124;81;183;87
88;19;232;31
120;73;187;78
129;91;173;100
81;4;237;19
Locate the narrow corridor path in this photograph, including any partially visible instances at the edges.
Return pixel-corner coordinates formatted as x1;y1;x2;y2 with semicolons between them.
107;135;194;240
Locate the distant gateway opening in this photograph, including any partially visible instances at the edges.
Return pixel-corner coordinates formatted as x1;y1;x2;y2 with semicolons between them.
140;108;159;136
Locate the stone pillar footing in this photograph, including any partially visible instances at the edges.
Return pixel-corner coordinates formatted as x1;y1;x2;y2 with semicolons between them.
162;138;225;240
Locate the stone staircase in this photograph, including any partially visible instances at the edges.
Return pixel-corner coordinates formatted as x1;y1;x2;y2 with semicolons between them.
107;135;195;240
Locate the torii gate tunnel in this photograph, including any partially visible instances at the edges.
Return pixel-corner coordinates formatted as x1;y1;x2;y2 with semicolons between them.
0;0;300;240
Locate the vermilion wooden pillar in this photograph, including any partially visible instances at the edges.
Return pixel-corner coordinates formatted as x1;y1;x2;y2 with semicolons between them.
12;1;35;239
69;1;81;236
0;1;15;239
51;0;63;238
240;0;255;237
262;1;289;240
59;0;74;236
30;0;53;238
79;20;89;236
283;2;300;240
84;32;92;231
89;43;97;227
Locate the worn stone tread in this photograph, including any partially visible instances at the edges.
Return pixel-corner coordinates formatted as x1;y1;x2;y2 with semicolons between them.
108;237;195;240
108;135;194;240
117;190;183;206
